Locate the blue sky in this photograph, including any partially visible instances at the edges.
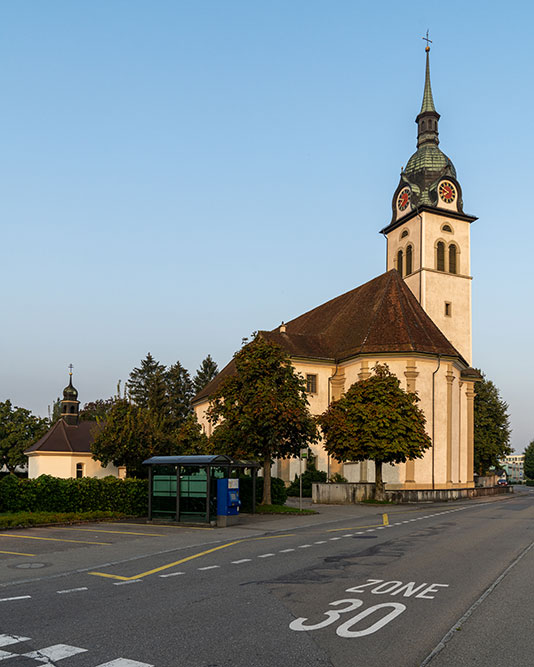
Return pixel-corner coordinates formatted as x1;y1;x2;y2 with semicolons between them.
1;1;532;452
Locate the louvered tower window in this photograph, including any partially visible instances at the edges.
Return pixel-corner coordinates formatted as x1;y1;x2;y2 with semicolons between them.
397;250;403;277
406;245;413;275
437;242;445;271
449;244;457;274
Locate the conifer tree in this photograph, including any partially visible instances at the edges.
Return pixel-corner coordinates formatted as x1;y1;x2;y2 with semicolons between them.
127;353;166;409
166;361;194;427
193;355;219;395
524;440;534;481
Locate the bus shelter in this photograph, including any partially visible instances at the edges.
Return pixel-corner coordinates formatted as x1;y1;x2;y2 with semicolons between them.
142;455;261;524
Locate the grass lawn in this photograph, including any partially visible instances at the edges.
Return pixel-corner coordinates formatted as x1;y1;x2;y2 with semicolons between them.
253;504;317;515
0;510;130;529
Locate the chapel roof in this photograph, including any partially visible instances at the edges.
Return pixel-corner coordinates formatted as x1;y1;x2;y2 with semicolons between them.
193;269;465;403
25;419;96;454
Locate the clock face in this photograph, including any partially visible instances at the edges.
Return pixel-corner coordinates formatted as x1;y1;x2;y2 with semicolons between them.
397;188;410;212
439;181;456;204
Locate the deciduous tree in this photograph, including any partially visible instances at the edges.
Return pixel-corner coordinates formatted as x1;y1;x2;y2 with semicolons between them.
473;372;512;475
0;400;48;472
91;399;170;477
318;364;431;501
207;336;317;504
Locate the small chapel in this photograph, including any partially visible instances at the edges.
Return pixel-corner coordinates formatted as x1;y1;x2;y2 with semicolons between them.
25;370;123;479
193;44;481;491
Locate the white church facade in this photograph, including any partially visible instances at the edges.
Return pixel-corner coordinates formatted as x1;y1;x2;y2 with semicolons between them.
193;46;480;491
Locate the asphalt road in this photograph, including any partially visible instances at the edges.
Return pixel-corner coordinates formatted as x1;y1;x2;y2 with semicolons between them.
0;488;532;666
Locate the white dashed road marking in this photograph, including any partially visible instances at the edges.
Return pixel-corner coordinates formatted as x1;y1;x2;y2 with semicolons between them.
113;580;142;586
96;660;153;667
159;571;185;578
198;565;220;571
258;553;275;558
231;559;251;564
279;548;295;553
57;588;88;594
0;596;31;602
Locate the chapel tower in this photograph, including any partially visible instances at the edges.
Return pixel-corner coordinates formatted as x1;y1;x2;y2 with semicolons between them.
60;366;80;425
380;44;477;364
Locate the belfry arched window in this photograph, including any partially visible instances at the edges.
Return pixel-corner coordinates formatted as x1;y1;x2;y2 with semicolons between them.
436;242;445;272
406;245;413;275
397;249;403;277
449;244;457;274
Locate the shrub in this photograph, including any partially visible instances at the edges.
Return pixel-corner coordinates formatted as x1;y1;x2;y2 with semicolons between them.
329;473;348;483
239;476;287;511
287;469;328;497
0;474;148;515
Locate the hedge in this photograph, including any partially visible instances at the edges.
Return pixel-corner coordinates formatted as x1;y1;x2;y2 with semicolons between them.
287;469;327;497
0;475;148;515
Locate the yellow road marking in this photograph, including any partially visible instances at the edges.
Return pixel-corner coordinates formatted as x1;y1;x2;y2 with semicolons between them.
89;533;296;581
328;514;389;532
0;534;111;546
0;550;36;557
51;528;166;537
89;540;246;580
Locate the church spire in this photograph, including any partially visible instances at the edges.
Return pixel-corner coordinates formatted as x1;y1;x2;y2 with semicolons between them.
420;47;436;113
415;37;440;149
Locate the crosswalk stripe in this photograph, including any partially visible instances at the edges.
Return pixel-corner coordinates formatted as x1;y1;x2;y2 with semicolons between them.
0;635;31;648
22;644;87;661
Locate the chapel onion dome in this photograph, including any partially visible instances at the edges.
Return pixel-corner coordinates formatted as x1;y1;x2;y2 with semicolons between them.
63;376;78;401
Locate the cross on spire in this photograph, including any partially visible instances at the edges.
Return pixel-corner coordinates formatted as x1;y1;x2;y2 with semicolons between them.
68;363;74;376
422;30;432;52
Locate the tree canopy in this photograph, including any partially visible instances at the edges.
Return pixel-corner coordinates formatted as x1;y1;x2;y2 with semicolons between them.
318;364;431;500
0;400;48;472
524;440;534;481
473;372;512;475
207;336;317;504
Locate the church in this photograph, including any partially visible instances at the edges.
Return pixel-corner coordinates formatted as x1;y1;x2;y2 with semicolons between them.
193;45;480;491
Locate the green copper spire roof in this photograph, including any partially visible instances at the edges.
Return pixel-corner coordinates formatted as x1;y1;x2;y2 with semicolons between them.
420;48;436;113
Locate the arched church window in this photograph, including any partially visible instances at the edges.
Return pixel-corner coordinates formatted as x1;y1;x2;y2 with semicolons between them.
437;242;445;271
449;244;457;274
401;230;409;239
421;120;426;130
406;245;413;275
442;224;452;233
397;249;403;277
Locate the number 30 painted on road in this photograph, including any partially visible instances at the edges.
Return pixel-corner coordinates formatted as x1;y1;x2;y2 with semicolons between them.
289;598;406;638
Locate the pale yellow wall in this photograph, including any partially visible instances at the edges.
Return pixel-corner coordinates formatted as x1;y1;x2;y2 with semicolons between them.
27;452;120;479
193;351;473;490
386;211;472;364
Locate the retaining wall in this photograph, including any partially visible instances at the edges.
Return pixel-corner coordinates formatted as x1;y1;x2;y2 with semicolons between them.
312;483;513;504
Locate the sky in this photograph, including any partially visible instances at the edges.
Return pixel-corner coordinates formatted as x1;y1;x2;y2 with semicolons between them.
1;1;532;452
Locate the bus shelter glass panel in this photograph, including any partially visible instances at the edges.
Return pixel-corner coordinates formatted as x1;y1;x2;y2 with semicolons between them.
180;466;208;522
152;465;177;519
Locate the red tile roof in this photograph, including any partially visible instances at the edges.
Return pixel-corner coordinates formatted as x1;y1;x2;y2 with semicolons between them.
25;420;97;454
193;269;464;403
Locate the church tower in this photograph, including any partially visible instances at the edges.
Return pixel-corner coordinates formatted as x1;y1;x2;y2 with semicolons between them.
60;366;80;425
380;44;477;364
